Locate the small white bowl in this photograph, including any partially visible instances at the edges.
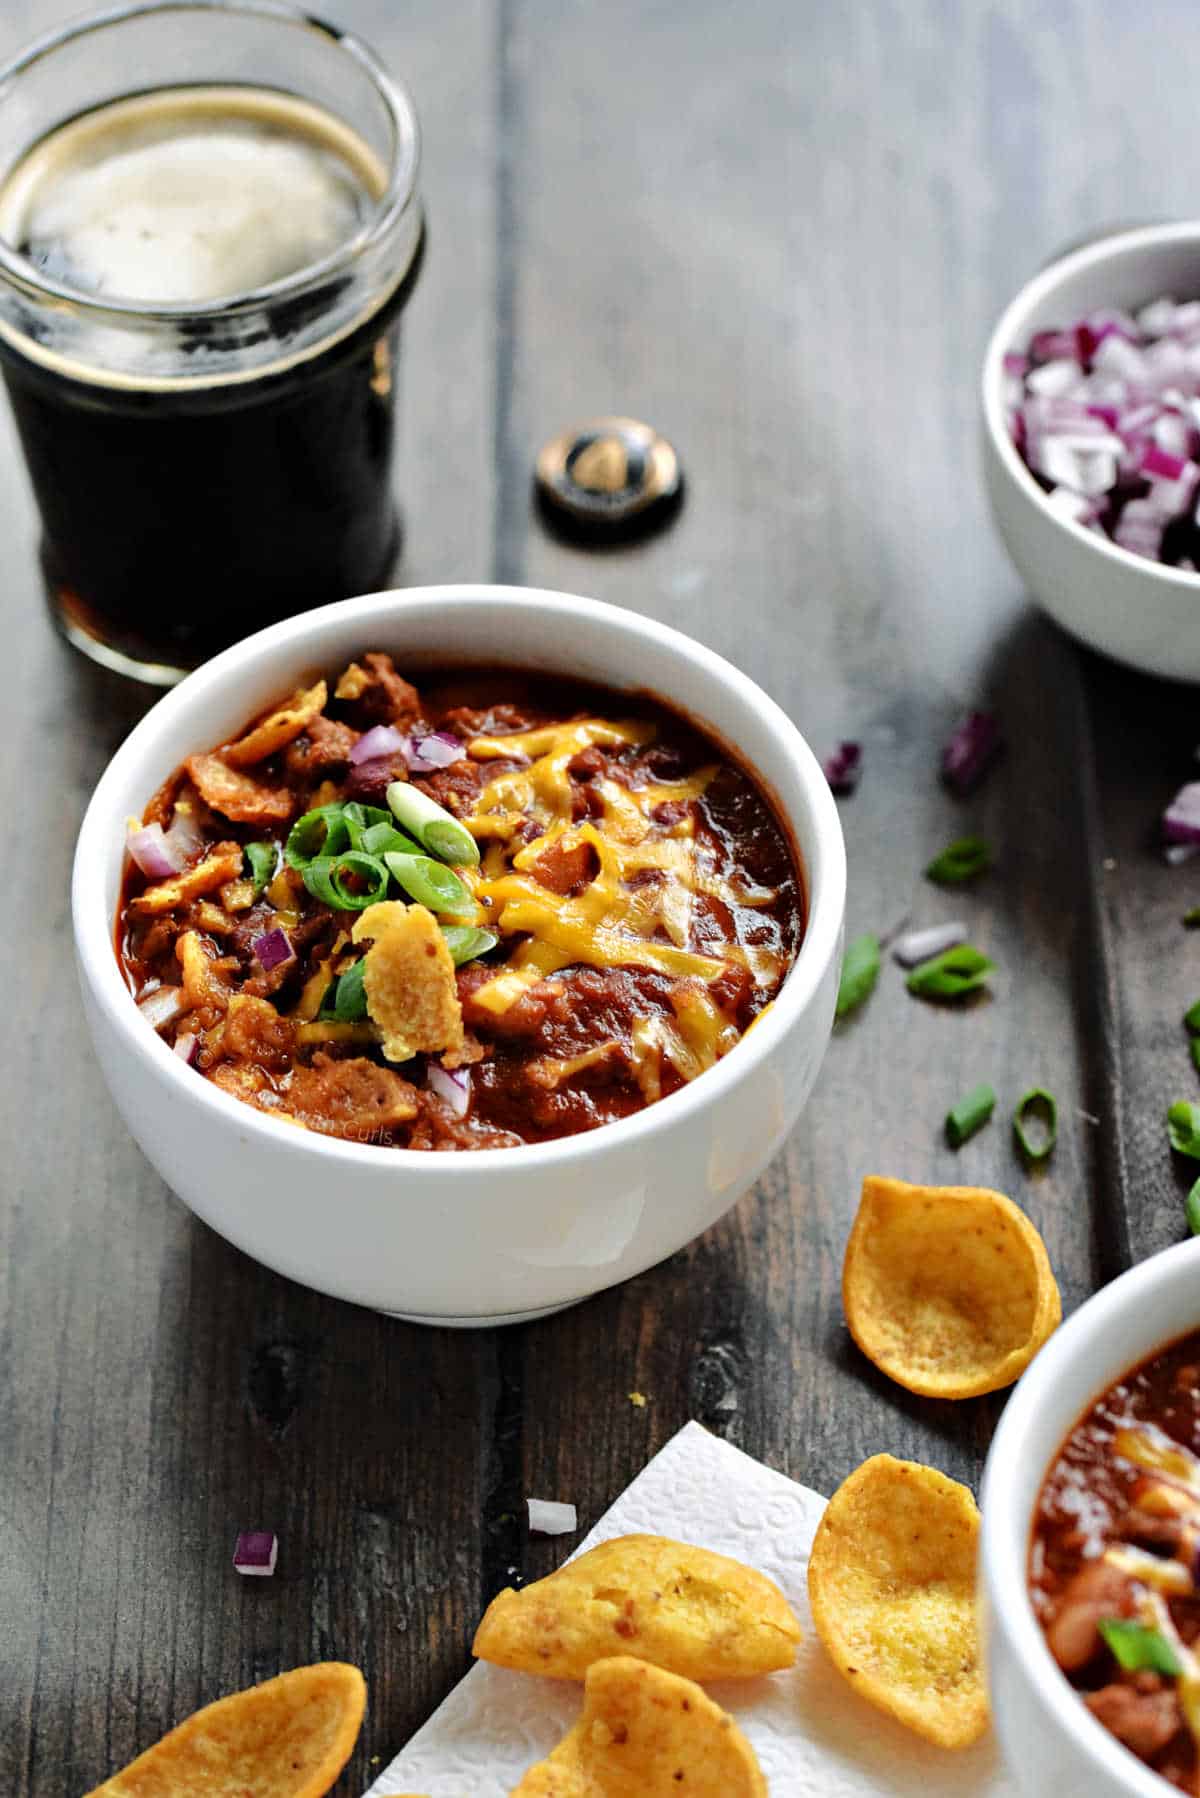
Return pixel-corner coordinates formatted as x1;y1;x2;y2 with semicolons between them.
982;221;1200;682
72;584;846;1325
980;1237;1200;1796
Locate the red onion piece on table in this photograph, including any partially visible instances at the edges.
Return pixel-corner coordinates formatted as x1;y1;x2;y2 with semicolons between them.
405;730;466;773
428;1063;470;1117
941;711;1002;796
349;723;408;766
821;741;862;795
892;921;968;968
126;821;183;879
1164;782;1200;846
232;1530;278;1576
137;985;186;1031
252;927;295;973
173;1032;200;1066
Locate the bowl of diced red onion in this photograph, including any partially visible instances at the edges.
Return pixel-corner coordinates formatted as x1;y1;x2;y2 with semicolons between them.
982;222;1200;682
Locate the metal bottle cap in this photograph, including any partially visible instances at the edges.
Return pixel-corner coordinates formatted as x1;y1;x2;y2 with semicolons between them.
535;415;682;537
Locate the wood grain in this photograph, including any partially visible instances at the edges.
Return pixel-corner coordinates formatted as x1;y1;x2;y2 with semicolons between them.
3;0;1200;1791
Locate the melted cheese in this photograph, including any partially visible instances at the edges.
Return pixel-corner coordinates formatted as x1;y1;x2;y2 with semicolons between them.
457;716;783;1082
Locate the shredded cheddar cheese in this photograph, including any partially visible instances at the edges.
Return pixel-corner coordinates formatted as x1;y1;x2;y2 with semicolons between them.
453;715;785;1086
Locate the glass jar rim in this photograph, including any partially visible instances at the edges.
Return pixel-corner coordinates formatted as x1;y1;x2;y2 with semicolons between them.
0;0;421;325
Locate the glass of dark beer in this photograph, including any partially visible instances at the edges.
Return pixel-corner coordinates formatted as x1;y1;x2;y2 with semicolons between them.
0;0;423;683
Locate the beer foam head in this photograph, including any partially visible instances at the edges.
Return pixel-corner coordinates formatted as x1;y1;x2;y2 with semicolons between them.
2;90;377;305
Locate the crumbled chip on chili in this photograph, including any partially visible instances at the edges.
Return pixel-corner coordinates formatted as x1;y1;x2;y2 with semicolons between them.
128;842;245;915
221;680;329;767
185;753;295;825
351;901;465;1063
222;994;296;1067
176;930;232;1011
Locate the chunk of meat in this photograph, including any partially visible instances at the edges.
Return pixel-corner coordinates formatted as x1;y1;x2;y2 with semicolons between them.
1085;1683;1181;1759
530;835;600;896
221;994;295;1069
288;1054;419;1139
282;713;359;783
221;680;327;766
352;901;464;1063
129;843;245;915
185;753;294;826
1046;1558;1134;1671
343;753;409;806
334;653;420;726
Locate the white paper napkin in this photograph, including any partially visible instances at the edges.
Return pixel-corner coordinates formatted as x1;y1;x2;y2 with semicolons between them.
365;1419;1017;1797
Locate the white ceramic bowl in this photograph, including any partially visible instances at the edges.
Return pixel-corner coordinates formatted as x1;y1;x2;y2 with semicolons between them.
982;222;1200;682
981;1237;1200;1796
72;585;846;1324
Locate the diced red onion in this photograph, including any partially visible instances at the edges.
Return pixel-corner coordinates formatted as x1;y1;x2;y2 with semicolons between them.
137;985;186;1031
821;741;862;795
252;926;295;973
164;804;204;862
1009;296;1200;572
405;730;467;773
232;1530;278;1576
349;723;408;766
1163;782;1200;846
527;1498;577;1536
126;821;183;879
428;1063;471;1117
941;710;1002;796
173;1032;200;1066
892;921;968;967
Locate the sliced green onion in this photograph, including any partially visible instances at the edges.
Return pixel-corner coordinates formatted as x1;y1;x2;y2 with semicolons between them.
1186;999;1200;1034
1186;1178;1200;1237
1184;907;1200;928
384;851;474;916
328;957;369;1021
836;933;881;1019
243;840;277;895
440;925;500;966
342;801;393;850
359;819;422;859
945;1082;995;1148
1167;1100;1200;1159
924;835;993;885
1098;1618;1182;1677
906;944;994;1001
1191;1038;1200;1077
285;804;350;871
387;780;480;867
1013;1088;1057;1163
302;851;389;911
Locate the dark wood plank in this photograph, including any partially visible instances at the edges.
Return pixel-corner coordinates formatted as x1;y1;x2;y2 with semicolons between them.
0;2;500;1792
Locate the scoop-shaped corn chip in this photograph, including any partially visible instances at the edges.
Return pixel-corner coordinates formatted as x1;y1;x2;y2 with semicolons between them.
352;901;464;1063
82;1662;365;1796
473;1532;800;1682
808;1454;986;1749
510;1655;766;1796
222;681;328;766
842;1175;1061;1399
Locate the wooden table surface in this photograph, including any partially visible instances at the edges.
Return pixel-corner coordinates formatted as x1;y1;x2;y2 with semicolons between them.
4;1;1200;1790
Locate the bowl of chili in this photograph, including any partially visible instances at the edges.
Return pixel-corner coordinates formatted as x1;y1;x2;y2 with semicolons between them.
72;585;846;1323
980;1238;1200;1796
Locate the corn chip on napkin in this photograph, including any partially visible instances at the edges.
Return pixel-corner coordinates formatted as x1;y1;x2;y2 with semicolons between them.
365;1419;1015;1797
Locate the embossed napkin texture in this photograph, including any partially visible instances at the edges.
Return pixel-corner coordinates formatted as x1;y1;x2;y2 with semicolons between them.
366;1418;1016;1797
